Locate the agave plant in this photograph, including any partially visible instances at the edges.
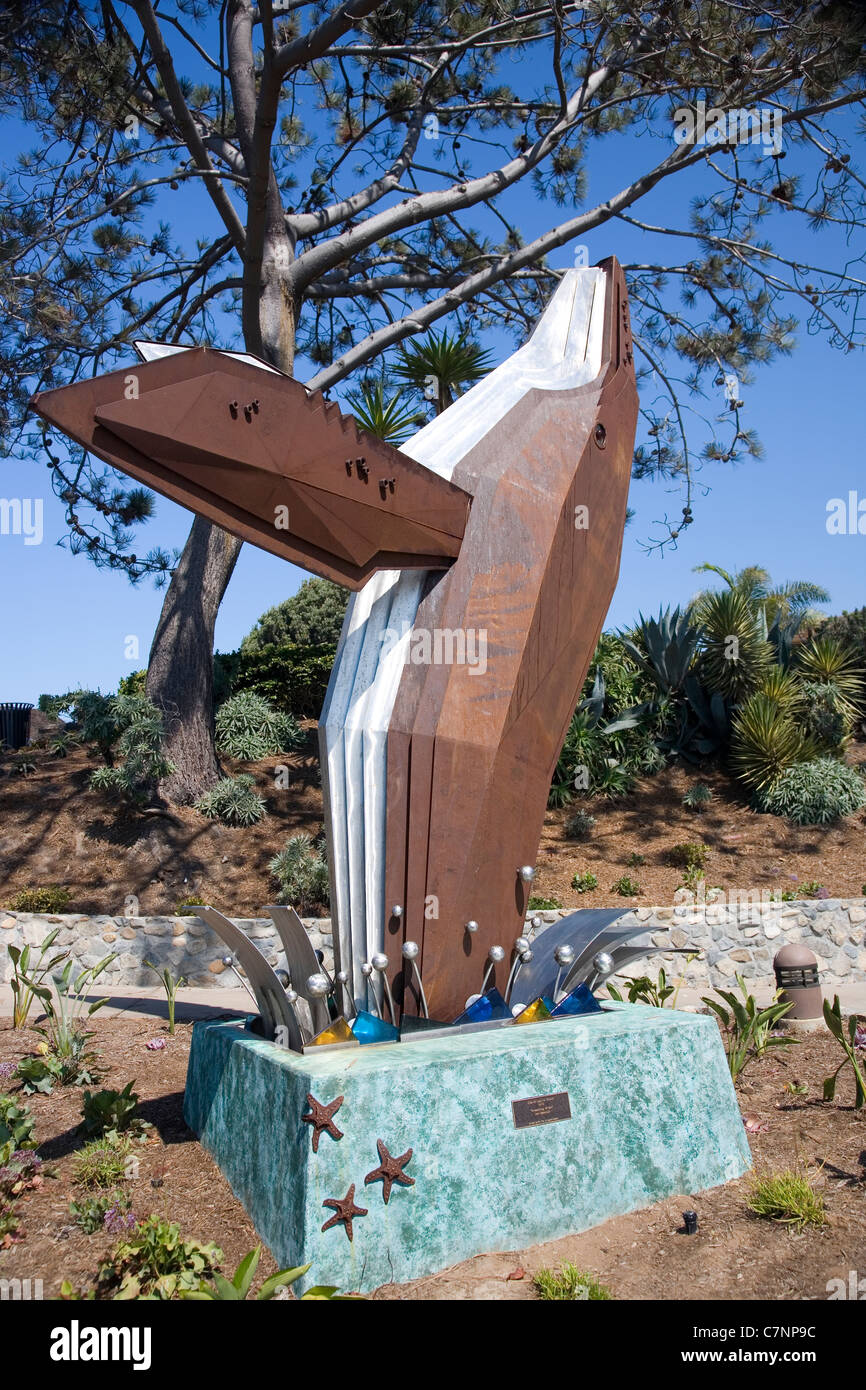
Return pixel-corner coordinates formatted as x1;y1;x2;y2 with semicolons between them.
618;607;702;696
795;635;863;724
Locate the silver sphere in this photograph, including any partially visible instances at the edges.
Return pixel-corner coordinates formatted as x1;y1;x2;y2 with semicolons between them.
531;915;543;930
222;955;233;966
511;1001;527;1017
465;919;479;934
592;950;615;978
514;936;530;954
360;962;373;978
391;904;403;919
285;987;299;1006
520;948;533;964
464;993;481;1009
554;944;575;967
371;952;390;972
401;940;420;960
306;972;331;998
275;968;290;988
518;865;535;882
488;944;506;963
336;970;348;985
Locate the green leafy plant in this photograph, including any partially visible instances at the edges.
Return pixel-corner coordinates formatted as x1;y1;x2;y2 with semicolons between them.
81;1081;146;1138
22;955;116;1064
345;380;420;443
218;640;336;719
611;875;641;897
527;896;562;911
182;1245;354;1300
391;326;493;414
0;1094;36;1159
73;1135;132;1190
702;975;797;1082
563;809;596;839
626;851;646;867
533;1264;612;1301
7;885;71;913
89;695;173;804
800;680;848;749
668;842;710;871
175;895;206;916
92;1215;222;1300
240;578;348;653
571;871;598;894
795;634;863;724
143;961;185;1035
799;880;827;898
821;996;866;1109
12;757;36;777
606;957;698;1010
269;833;331;913
754;757;865;824
729;693;815;794
50;730;80;758
6;928;67;1028
683;783;713;812
215;690;303;761
69;1190;132;1235
195;774;266;826
16;1030;98;1093
746;1169;826;1230
695;587;772;701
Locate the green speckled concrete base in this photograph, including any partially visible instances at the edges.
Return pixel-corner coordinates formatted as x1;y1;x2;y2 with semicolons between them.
184;1003;750;1293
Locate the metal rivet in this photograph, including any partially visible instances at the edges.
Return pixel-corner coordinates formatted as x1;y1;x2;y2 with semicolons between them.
594;423;607;448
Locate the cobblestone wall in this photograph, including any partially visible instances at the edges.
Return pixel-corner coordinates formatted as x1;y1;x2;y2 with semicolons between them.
2;897;864;993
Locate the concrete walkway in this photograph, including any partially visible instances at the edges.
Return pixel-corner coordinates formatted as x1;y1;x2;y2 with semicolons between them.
2;981;864;1027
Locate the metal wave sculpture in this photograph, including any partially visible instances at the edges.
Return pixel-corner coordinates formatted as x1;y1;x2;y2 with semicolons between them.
33;256;641;1039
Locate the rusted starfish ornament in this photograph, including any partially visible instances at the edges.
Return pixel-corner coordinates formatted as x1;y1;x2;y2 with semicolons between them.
365;1139;415;1204
302;1092;344;1153
321;1184;367;1242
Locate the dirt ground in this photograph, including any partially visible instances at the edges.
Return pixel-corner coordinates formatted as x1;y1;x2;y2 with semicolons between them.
2;734;865;917
1;1012;864;1300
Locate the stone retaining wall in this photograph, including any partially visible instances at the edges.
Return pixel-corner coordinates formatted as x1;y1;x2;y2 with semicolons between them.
2;897;864;993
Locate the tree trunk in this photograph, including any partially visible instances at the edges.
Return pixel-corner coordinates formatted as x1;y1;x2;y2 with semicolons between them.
145;517;242;802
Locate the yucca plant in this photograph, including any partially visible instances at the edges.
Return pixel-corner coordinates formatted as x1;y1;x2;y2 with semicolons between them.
391;328;493;414
758;666;803;712
729;693;814;793
696;588;772;702
795;635;863;724
345;380;420;444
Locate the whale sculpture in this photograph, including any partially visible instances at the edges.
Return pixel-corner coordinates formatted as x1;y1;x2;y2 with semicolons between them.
33;257;639;1028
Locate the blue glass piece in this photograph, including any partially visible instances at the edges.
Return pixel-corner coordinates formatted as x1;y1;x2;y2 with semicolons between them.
400;1014;451;1036
351;1010;400;1045
551;983;602;1017
452;988;511;1026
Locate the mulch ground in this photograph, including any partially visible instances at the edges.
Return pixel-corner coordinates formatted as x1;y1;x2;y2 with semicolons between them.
2;735;865;918
1;1012;864;1300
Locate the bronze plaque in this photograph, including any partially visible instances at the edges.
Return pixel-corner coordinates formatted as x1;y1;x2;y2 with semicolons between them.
511;1091;572;1130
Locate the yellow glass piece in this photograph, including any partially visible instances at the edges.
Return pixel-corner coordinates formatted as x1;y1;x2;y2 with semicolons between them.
308;1016;359;1047
512;997;552;1025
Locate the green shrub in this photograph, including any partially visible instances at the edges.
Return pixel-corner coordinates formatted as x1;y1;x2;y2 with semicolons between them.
7;885;71;912
563;809;596;839
626;851;646;867
755;757;865;824
611;875;641;896
6;927;68;1027
683;783;713;812
73;1135;132;1189
795;634;863;723
696;589;771;701
175;895;206;915
800;680;848;748
702;975;796;1082
668;841;710;870
195;774;266;826
117;670;147;698
269;834;330;913
216;641;336;720
820;608;866;669
527;896;562;911
533;1264;612;1301
571;871;598;894
215;691;303;761
69;1190;132;1234
241;578;348;652
17;1029;99;1092
92;1215;222;1300
730;693;815;793
81;1081;143;1138
0;1094;36;1156
89;695;172;804
746;1169;825;1230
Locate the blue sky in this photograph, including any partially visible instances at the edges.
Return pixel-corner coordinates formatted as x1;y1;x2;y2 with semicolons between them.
1;35;863;705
